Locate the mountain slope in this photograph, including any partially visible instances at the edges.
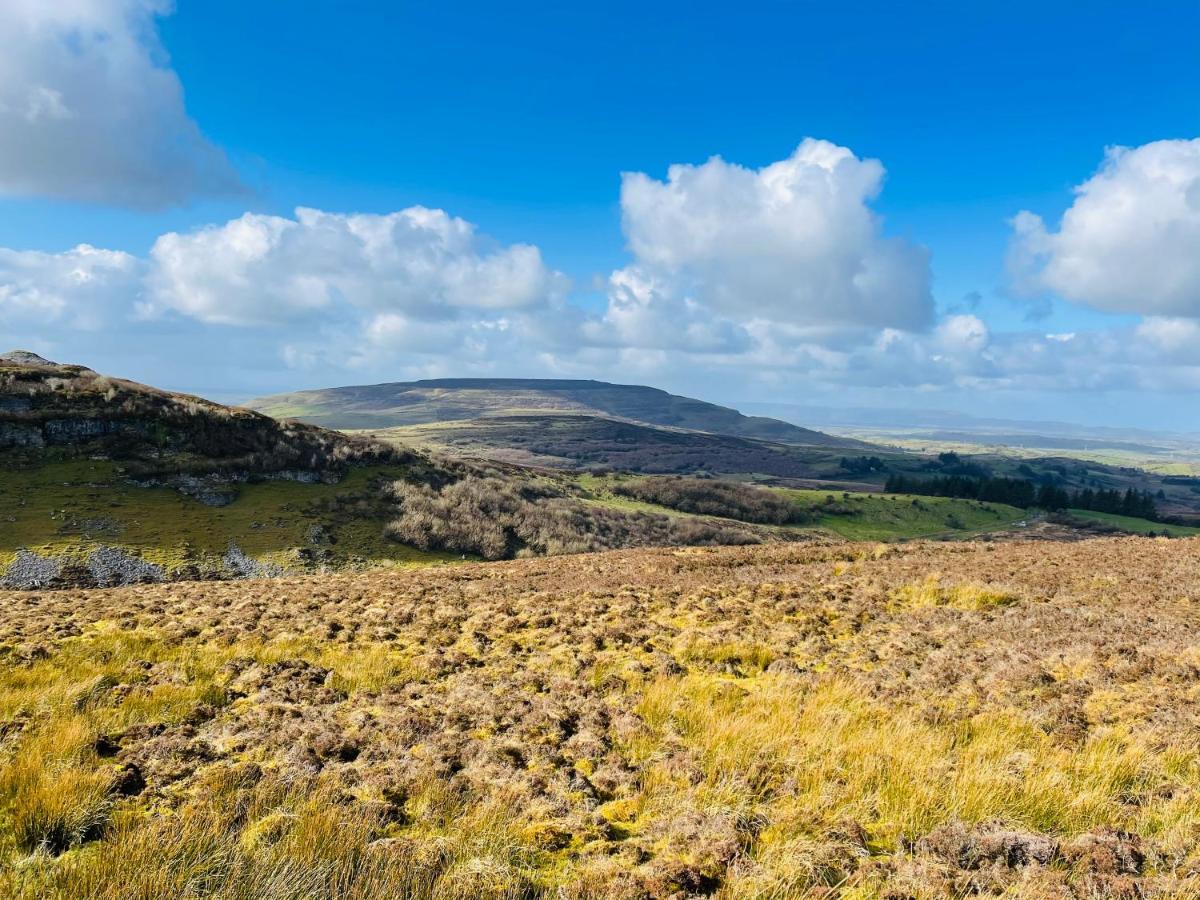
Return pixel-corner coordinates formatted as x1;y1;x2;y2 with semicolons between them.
375;413;853;478
247;377;857;447
0;350;399;479
0;353;793;588
0;351;455;585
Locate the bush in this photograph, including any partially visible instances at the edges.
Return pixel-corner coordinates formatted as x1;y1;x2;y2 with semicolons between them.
613;476;810;525
385;475;760;560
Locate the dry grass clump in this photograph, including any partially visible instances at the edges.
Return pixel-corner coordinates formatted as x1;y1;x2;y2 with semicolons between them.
891;575;1020;611
0;537;1199;896
386;474;760;559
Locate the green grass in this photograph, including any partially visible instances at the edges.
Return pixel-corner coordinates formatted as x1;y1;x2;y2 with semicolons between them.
1065;509;1200;537
0;458;456;573
575;475;1027;541
781;489;1027;540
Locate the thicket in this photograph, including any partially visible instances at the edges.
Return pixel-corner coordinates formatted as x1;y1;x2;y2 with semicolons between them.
612;476;810;525
840;455;888;475
886;473;1159;520
385;475;760;559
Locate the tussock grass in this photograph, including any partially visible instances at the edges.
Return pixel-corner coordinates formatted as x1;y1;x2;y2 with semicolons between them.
891;575;1020;611
0;538;1198;896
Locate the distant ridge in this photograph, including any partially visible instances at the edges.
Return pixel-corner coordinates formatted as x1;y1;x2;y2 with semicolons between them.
248;377;859;448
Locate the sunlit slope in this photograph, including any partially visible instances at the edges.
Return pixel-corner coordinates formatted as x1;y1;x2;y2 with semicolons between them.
247;377;861;447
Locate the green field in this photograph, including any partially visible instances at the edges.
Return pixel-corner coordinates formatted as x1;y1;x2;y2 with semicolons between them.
0;459;455;573
783;488;1027;540
3;461;1184;587
1064;509;1200;537
576;474;1028;541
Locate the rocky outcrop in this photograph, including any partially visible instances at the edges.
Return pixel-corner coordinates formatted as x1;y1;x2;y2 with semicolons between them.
0;350;55;366
0;550;63;589
85;547;165;588
42;418;147;445
0;422;44;449
222;545;285;579
2;547;163;590
0;544;292;591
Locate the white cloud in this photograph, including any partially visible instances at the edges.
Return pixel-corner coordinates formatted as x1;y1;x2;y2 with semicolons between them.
610;139;933;333
1010;139;1200;316
0;244;140;329
583;266;752;353
4;141;1199;417
147;206;570;326
0;0;240;207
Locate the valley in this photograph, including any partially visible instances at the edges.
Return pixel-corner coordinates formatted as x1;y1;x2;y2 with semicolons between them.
3;353;1194;590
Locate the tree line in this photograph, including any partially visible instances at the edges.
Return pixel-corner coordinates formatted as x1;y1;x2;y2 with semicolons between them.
884;473;1159;521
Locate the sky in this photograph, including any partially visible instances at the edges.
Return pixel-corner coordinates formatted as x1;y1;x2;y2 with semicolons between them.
2;1;1200;429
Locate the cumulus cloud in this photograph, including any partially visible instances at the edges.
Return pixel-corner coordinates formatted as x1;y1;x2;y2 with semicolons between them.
0;244;140;329
146;206;570;326
5;137;1197;412
608;139;934;336
1010;139;1200;317
582;267;753;354
0;0;240;207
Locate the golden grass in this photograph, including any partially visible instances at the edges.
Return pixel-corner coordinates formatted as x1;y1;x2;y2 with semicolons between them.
0;538;1198;896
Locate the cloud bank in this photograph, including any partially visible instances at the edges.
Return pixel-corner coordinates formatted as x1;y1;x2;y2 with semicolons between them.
147;207;569;326
2;139;1199;410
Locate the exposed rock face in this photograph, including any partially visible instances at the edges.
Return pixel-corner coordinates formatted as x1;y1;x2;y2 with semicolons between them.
223;545;284;579
171;476;240;507
0;547;166;590
0;422;44;449
0;350;55;366
42;418;147;445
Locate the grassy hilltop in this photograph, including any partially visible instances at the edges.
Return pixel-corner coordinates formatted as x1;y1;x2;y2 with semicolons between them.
0;538;1197;897
246;377;858;447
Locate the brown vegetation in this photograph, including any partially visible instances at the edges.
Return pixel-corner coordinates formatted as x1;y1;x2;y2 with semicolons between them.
385;474;762;559
1;537;1199;896
613;475;811;524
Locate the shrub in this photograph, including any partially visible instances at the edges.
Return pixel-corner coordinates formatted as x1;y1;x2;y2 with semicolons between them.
385;475;760;560
613;476;810;525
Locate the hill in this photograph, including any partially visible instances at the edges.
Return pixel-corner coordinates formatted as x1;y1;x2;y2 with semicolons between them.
2;352;1184;593
371;414;856;478
0;354;827;587
0;537;1194;897
0;350;399;483
0;351;461;585
246;377;858;447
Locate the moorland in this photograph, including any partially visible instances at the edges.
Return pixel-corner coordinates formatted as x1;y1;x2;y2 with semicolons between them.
4;351;1200;899
1;538;1197;897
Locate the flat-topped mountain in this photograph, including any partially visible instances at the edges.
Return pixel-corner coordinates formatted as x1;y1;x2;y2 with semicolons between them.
248;377;855;447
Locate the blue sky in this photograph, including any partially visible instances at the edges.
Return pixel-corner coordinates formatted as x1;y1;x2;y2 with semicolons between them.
2;1;1199;427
